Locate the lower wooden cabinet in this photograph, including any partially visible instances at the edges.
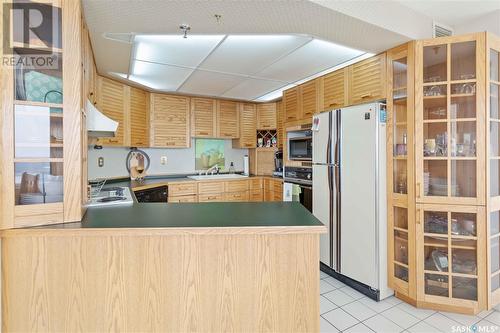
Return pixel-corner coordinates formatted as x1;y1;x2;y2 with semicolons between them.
264;178;283;202
167;182;197;197
224;191;249;202
250;189;263;202
168;195;197;203
198;193;224;202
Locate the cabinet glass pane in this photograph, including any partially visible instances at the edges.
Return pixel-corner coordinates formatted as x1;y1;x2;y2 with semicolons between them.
394;207;408;229
394;230;408;264
451;160;476;197
490;122;500;156
14;52;63;103
492;50;499;82
424;160;447;196
452;277;477;301
450;121;476;157
492;211;500;235
424;123;447;157
423;45;447;83
395;264;408;282
425;273;449;297
425;211;448;234
15;162;63;205
491;160;500;197
451;87;476;119
492;237;500;273
425;244;449;272
452;248;477;275
491;84;499;119
451;212;476;237
394;160;407;194
15;105;63;158
451;41;476;81
394;122;408;156
393;57;407;89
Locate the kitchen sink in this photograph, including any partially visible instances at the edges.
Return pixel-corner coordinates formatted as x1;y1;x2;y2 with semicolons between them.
187;174;249;181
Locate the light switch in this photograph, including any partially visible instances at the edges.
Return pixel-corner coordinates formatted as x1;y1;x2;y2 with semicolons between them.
98;157;104;167
160;156;167;165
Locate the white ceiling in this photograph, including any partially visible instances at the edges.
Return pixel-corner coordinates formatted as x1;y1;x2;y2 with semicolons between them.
398;0;500;27
125;34;365;100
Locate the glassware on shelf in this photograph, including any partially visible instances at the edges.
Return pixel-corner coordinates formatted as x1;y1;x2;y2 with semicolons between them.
424;211;448;234
425;273;449;297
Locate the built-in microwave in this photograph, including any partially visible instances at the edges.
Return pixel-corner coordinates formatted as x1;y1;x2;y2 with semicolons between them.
287;130;313;161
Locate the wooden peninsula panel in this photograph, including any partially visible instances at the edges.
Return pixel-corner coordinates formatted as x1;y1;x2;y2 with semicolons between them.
2;229;321;332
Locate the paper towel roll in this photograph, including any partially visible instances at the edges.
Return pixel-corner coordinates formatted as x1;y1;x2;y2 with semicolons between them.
243;155;249;176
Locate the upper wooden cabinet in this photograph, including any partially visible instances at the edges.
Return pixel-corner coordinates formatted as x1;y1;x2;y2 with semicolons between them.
191;98;216;137
256;103;277;130
82;22;96;104
216;100;239;139
322;67;348;109
283;87;299;122
129;87;149;147
96;77;126;146
95;76;150;147
276;100;284;149
300;79;319;121
348;53;387;105
150;94;191;148
233;103;256;149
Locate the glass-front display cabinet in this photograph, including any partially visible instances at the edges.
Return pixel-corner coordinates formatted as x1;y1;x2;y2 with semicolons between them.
0;0;85;228
387;42;416;300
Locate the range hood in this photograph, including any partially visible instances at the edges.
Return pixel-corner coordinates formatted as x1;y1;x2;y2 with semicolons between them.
86;99;118;137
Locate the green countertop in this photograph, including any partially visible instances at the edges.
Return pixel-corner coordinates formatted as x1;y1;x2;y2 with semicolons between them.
80;202;323;229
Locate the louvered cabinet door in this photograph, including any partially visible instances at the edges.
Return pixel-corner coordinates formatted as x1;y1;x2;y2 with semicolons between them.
150;94;191;148
283;87;299;122
216;100;239;138
129;87;149;147
233;103;256;148
276;100;284;148
96;76;125;146
256;103;277;129
300;79;319;121
191;98;216;137
323;68;347;109
349;53;387;105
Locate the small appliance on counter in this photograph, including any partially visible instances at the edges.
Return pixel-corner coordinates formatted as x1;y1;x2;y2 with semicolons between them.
273;149;283;177
283;166;312;212
86;186;134;207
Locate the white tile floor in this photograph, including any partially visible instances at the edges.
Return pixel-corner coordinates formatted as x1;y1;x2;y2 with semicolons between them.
319;270;500;333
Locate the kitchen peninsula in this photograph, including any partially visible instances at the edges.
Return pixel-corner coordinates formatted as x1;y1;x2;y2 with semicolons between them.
1;202;325;332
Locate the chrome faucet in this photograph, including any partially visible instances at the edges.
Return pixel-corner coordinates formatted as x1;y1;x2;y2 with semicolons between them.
205;164;219;175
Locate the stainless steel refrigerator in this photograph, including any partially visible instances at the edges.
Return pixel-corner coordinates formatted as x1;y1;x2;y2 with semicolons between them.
312;102;392;300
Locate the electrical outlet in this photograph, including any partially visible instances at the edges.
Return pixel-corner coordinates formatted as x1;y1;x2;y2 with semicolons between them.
98;157;104;167
160;156;167;165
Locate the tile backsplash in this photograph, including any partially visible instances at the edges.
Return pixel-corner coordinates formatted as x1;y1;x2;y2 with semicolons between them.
87;140;248;179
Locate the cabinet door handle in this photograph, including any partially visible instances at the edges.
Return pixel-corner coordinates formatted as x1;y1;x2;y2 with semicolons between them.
360;93;373;99
416;182;421;198
198;131;209;135
416;209;421;224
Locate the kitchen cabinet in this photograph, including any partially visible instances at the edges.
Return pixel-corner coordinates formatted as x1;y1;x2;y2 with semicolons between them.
348;53;387;105
276;100;284;149
96;76;127;146
0;0;85;228
150;94;191;148
264;178;283;202
232;103;257;149
322;67;348;110
167;182;197;203
82;21;96;104
216;100;239;139
257;103;277;130
129;87;149;147
191;97;217;137
169;195;197;203
283;87;300;122
299;79;320;122
387;33;497;315
249;147;277;176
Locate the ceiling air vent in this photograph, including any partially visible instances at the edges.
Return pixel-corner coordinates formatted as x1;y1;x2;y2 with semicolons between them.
433;22;453;38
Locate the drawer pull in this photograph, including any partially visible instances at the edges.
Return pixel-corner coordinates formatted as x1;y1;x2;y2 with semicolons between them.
360;93;373;99
198;131;209;135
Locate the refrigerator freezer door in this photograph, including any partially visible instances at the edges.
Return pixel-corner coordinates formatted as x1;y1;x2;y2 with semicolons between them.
312;111;334;165
340;103;378;288
313;164;336;269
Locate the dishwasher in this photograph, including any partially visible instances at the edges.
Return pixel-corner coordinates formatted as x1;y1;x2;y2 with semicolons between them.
134;185;168;202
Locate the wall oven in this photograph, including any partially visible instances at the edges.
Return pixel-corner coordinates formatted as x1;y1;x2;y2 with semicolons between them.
287;130;312;161
283;167;313;213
